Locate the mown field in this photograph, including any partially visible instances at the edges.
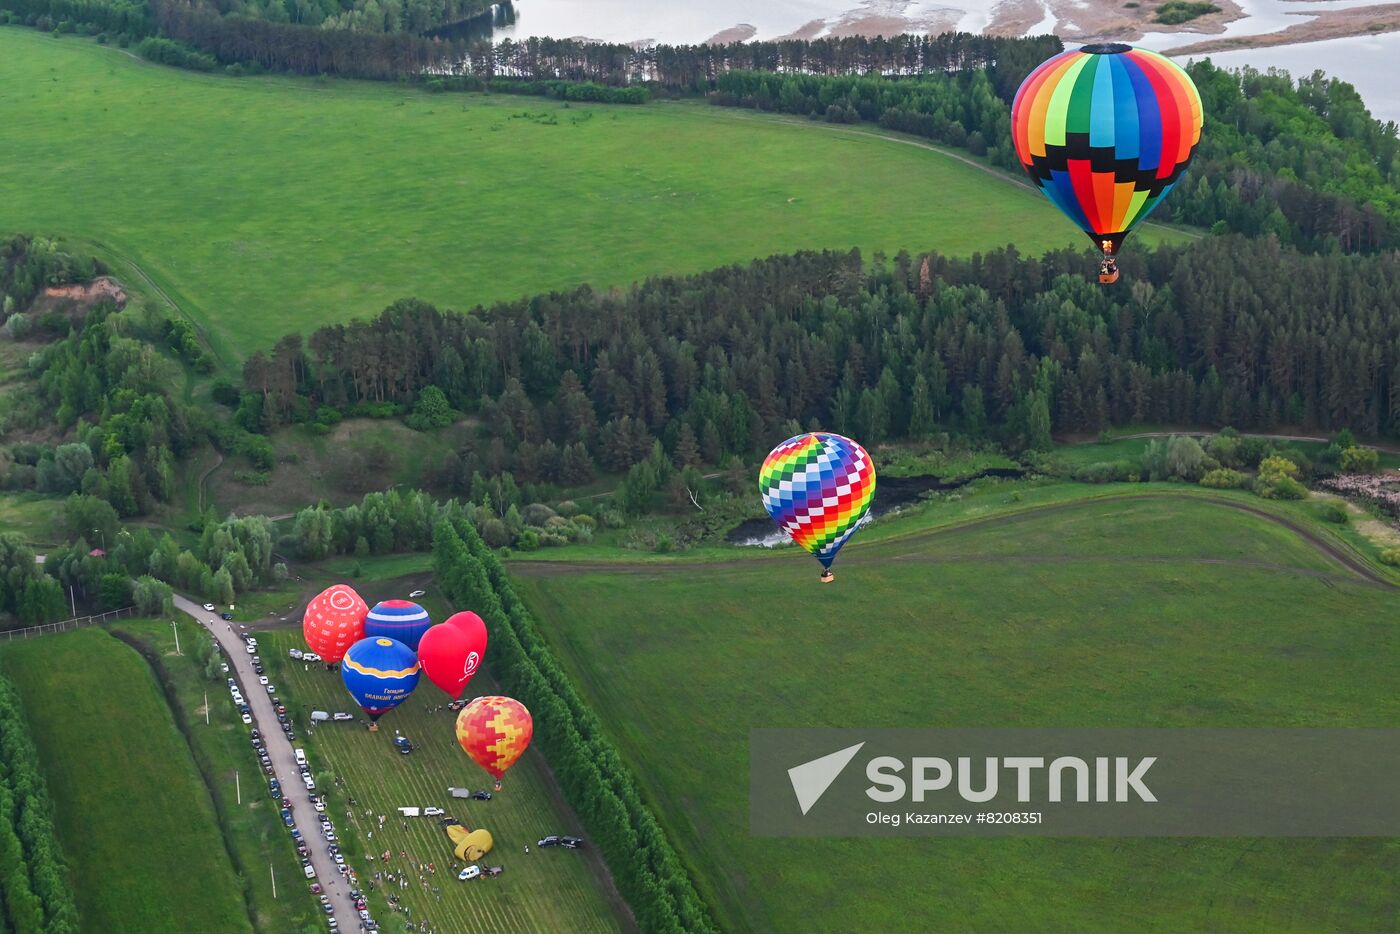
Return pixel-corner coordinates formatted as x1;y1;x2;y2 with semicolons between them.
0;27;1188;363
0;628;254;933
254;612;626;933
512;487;1400;932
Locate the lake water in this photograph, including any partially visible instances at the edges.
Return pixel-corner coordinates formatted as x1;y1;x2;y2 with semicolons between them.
1173;32;1400;123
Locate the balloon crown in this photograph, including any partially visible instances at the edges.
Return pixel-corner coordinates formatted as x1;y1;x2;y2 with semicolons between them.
1080;43;1132;54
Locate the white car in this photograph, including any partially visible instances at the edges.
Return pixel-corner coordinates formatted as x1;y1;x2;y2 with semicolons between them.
265;684;276;694
423;807;444;817
258;676;269;686
203;603;215;611
314;799;325;813
408;590;425;598
303;653;320;663
220;663;229;673
241;713;253;725
289;649;303;660
458;866;480;881
246;644;256;654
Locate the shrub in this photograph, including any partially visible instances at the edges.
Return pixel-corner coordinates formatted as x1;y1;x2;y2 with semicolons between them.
1381;548;1400;566
136;37;217;72
1340;446;1380;473
1315;502;1349;524
1073;460;1133;484
1199;468;1248;489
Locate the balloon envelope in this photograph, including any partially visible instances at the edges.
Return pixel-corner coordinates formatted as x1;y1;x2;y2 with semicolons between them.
341;637;420;721
446;610;485;636
759;432;876;570
455;696;532;781
418;618;487;700
1011;44;1202;254
303;584;368;664
364;600;433;651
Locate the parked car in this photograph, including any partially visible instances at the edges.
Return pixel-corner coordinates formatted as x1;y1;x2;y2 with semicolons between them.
423;807;444;817
220;613;234;621
469;791;492;801
289;648;304;660
458;866;480;881
266;684;276;694
332;712;354;722
220;663;229;674
537;836;562;847
408;589;425;598
246;644;256;654
303;652;321;663
242;713;254;725
202;603;215;611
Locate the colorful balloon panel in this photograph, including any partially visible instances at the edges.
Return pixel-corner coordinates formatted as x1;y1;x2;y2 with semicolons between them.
341;637;420;721
418;617;487;700
364;600;432;651
1011;44;1202;251
455;696;533;781
759;432;876;570
303;584;368;664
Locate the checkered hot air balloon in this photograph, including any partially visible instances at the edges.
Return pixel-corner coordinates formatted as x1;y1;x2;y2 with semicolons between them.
759;432;876;582
455;696;533;786
364;599;432;652
303;584;368;664
1012;43;1202;282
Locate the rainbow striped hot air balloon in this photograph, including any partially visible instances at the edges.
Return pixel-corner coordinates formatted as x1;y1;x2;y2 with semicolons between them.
759;432;876;583
1012;43;1202;282
364;599;432;652
341;637;420;727
455;696;533;788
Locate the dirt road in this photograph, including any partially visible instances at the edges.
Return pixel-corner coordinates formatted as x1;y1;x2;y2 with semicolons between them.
173;594;361;932
509;492;1396;589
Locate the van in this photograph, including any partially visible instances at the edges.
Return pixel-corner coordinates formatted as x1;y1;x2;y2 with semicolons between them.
304;864;316;879
294;748;307;766
458;865;480;881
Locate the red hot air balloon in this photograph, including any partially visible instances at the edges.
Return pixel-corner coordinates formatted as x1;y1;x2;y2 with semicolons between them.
303;584;368;664
418;614;488;700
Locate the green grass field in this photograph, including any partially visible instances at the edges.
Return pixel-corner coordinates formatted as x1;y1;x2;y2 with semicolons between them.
0;27;1189;363
512;490;1400;932
113;619;323;933
254;608;626;933
0;628;254;933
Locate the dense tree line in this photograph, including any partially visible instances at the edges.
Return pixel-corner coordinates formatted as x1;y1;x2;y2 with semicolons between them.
433;517;714;933
0;537;64;630
245;238;1400;509
0;675;78;934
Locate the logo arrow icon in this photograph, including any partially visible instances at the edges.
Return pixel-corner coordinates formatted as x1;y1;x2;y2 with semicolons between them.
788;742;865;815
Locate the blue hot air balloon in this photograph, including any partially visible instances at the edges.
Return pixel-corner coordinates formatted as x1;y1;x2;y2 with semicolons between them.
341;637;420;725
364;600;433;651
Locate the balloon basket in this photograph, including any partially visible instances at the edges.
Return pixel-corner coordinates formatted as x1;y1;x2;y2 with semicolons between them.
1099;269;1120;285
819;571;835;584
367;722;379;733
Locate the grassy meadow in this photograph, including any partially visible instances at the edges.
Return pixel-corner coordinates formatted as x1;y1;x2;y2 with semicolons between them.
0;628;254;933
512;490;1400;932
0;27;1189;363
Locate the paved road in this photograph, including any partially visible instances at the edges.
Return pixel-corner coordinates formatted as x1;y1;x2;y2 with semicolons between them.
173;594;359;932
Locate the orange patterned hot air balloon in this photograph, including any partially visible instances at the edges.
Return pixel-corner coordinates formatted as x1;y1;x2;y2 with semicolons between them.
455;696;532;787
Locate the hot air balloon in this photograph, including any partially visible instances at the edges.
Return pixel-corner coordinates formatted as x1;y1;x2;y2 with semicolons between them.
455;696;532;789
341;637;420;730
303;584;368;665
418;613;487;700
364;599;432;652
1012;43;1202;284
759;432;876;583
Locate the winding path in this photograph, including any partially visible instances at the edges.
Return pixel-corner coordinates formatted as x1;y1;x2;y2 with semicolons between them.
508;493;1396;589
